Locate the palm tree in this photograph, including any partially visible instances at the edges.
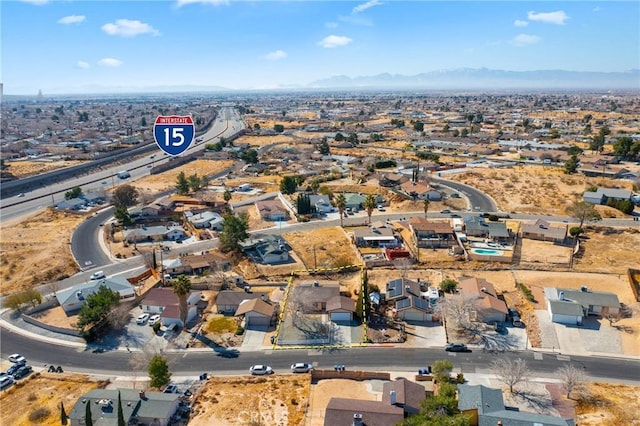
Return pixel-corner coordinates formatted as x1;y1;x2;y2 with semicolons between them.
423;198;430;219
364;194;377;225
172;275;192;329
335;193;346;227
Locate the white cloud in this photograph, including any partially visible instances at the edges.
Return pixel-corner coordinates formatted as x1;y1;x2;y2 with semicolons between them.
176;0;229;7
98;58;123;67
76;61;90;69
510;34;541;47
514;19;528;27
58;15;86;25
592;6;601;12
338;14;373;26
352;0;382;14
101;19;160;37
263;50;287;60
317;35;353;48
325;22;338;29
527;10;569;25
20;0;49;5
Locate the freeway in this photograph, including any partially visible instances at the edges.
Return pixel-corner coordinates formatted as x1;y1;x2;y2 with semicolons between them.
1;326;639;382
0;107;244;223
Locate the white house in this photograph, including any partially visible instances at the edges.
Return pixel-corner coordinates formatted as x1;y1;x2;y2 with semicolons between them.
56;277;135;314
545;287;620;325
141;287;201;328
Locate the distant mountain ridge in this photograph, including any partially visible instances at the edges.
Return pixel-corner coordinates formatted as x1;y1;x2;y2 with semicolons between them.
308;68;640;90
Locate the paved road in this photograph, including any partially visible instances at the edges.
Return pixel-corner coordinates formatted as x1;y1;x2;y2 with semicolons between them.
0;107;243;223
432;176;497;212
71;207;114;270
1;326;638;382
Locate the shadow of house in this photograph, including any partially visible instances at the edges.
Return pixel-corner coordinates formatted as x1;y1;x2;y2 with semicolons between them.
457;384;574;426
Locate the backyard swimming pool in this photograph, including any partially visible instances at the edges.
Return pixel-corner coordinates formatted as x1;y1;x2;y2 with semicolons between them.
470;248;504;256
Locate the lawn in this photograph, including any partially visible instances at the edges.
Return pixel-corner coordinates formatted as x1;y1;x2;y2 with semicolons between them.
206;315;238;334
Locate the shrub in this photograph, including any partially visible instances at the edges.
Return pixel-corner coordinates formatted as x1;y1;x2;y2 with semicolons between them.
153;322;161;333
290;398;298;405
517;282;537;303
569;227;583;237
27;392;37;401
28;408;51;422
456;373;465;383
235;326;245;335
440;279;458;293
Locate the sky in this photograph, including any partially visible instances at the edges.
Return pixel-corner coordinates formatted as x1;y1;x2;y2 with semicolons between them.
2;0;639;94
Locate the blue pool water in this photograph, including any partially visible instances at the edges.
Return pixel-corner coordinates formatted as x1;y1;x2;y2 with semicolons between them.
471;248;504;256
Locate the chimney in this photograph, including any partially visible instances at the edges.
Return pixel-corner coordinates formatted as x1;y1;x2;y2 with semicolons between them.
352;413;363;426
481;287;487;293
139;390;146;400
558;291;564;301
389;390;397;405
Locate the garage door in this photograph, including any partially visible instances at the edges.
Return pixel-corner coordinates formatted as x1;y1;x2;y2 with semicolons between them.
330;312;352;322
246;315;270;326
400;311;432;322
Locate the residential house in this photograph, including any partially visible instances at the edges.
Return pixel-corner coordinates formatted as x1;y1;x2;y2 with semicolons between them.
343;193;367;211
463;216;489;237
386;278;433;322
324;398;404;426
352;225;397;248
459;277;508;324
256;199;289;221
582;187;632;205
184;210;224;230
122;225;186;244
241;235;291;265
68;388;180;426
381;378;427;416
215;290;270;315
162;252;231;276
141;196;176;216
326;295;356;322
308;194;333;214
521;219;567;242
409;218;457;249
56;277;135;315
141;287;201;328
544;287;620;325
399;181;442;201
579;163;633;179
292;281;341;315
378;172;409;188
234;298;276;326
457;384;574;426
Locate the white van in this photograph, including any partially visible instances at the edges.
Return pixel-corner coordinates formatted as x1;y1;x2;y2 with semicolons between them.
90;271;106;280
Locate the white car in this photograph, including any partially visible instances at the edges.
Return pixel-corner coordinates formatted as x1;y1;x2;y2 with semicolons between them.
17;193;25;198
291;363;313;373
249;365;273;375
8;354;26;364
136;313;150;325
148;314;161;326
90;271;106;280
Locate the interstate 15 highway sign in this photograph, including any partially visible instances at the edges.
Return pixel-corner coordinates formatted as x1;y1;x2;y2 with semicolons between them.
153;115;195;156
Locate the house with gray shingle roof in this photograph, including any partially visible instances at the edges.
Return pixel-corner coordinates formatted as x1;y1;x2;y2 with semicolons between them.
545;287;620;325
521;219;567;242
56;276;135;315
582;187;632;205
457;384;575;426
122;225;186;244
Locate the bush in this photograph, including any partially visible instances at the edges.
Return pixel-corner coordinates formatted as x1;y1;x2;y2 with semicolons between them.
569;227;583;237
517;282;537;303
456;373;465;383
153;322;161;333
235;326;245;335
28;408;51;422
440;279;458;293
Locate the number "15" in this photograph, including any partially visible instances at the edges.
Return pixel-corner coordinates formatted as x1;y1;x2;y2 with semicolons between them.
163;127;185;147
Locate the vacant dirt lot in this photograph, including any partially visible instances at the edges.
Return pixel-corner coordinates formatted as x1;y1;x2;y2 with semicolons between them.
0;208;81;295
234;134;298;148
189;375;309;426
576;382;640;425
575;226;640;274
0;373;107;426
285;227;360;270
447;166;634;215
4;159;86;178
131;159;234;193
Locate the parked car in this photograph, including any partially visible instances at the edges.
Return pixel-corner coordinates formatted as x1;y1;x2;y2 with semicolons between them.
440;209;451;214
249;365;273;375
0;375;14;390
17;193;25;198
8;354;26;364
163;384;178;394
148;314;161;326
90;271;106;280
136;313;150;325
508;308;523;327
12;365;32;380
444;343;469;352
6;363;24;376
291;363;313;373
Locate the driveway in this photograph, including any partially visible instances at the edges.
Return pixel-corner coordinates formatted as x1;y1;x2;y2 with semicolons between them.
405;321;447;348
241;325;268;351
535;310;560;351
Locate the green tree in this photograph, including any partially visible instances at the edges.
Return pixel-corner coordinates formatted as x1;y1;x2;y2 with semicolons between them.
310;179;320;194
240;148;259;164
140;116;147;127
335;193;346;227
112;184;138;209
273;124;284;133
64;186;82;200
187;174;203;192
117;392;125;426
176;171;190;195
297;193;312;215
114;207;133;226
432;359;453;383
567;145;583;156
423;198;430;219
148;354;171;389
253;123;260;130
442;123;450;133
563;154;579;174
440;278;458;293
567;201;601;230
364;194;376;225
219;212;249;254
173;275;192;328
3;288;42;312
85;399;93;426
223;189;232;203
280;175;298;195
76;285;121;331
413;121;424;132
347;133;359;144
461;128;469;137
318;139;330;155
334;132;345;142
613;136;634;158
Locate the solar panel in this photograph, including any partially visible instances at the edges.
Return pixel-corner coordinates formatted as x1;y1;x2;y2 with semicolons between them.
387;278;403;298
396;298;411;310
414;297;430;311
